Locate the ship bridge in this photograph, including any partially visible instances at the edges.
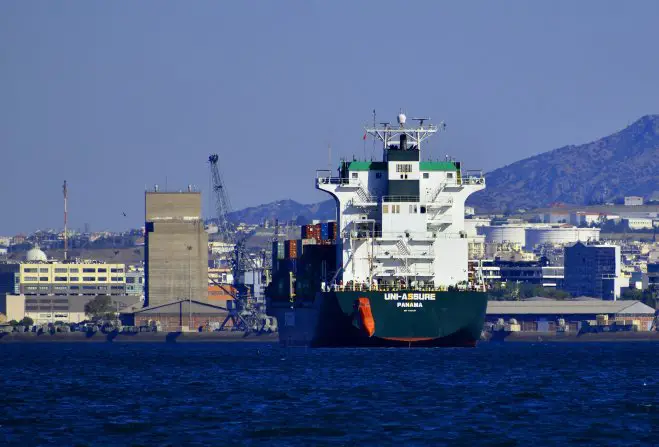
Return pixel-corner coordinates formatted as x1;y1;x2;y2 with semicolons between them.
316;112;485;289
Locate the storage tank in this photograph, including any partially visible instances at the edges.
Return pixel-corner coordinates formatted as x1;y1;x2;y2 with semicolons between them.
477;225;526;246
525;226;600;249
464;218;490;238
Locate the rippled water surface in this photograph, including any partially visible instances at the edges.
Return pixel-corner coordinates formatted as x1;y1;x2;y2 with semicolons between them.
1;342;658;446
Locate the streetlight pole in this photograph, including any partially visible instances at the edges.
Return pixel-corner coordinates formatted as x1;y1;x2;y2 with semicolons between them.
187;245;193;330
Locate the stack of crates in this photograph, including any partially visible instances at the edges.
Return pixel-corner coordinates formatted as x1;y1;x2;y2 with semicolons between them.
301;221;338;242
285;240;300;259
301;224;321;241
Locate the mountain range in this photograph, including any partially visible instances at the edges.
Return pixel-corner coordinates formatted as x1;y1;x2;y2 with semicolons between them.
467;114;659;211
228;115;659;223
228;199;335;225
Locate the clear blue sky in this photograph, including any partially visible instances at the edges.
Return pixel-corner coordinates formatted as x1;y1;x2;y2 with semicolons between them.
2;1;658;235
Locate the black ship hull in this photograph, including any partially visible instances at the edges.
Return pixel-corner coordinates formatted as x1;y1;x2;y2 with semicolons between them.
268;289;487;348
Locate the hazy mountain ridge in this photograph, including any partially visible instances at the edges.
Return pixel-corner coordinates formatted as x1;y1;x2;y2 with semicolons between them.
467;115;659;211
228;115;659;221
227;199;336;224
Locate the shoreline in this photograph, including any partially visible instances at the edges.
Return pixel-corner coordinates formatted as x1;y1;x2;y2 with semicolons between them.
0;331;279;344
483;331;659;343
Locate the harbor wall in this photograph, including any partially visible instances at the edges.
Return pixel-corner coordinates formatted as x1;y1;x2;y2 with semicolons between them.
0;331;278;343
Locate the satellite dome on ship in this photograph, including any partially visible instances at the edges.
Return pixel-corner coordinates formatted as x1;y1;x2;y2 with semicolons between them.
26;245;47;262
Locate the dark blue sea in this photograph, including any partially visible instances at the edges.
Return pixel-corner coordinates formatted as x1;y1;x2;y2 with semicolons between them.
1;343;658;446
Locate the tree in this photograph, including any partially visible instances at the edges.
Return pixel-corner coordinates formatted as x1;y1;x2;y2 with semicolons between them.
621;287;658;310
84;295;115;320
487;281;571;300
21;316;34;326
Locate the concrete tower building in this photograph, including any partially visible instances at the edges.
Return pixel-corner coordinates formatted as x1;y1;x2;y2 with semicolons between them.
145;191;208;307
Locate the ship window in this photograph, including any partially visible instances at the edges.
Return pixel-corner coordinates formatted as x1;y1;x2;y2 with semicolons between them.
375;172;382;179
420;206;426;214
423;173;429;179
351;172;358;179
404;174;408;179
447;172;454;179
382;205;389;214
409;205;418;213
396;164;412;173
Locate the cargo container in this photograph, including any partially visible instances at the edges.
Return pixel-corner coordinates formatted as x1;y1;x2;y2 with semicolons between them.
320;222;330;240
276;241;285;258
285;240;300;259
328;221;337;240
302;224;321;240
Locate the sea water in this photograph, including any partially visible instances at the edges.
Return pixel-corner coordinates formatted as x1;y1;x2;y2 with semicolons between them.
1;343;657;446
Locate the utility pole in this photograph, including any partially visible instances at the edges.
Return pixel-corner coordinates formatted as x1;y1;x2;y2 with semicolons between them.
187;244;193;330
63;180;68;261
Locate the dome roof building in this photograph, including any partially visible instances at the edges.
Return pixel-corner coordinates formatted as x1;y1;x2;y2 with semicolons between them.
26;245;47;262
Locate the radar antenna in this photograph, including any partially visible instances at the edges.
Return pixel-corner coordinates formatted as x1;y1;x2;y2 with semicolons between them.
412;117;430;128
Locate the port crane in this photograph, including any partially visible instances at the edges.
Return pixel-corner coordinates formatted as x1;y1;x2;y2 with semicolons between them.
208;154;271;333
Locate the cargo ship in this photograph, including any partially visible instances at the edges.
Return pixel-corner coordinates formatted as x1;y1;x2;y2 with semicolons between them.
266;112;488;347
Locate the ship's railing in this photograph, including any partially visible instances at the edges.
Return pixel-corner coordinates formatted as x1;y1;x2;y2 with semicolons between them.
316;170;360;186
373;247;434;259
382;195;420;203
346;229;465;240
329;282;485;293
460;170;485;185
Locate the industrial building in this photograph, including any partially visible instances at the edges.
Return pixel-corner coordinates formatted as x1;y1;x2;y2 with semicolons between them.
476;224;600;250
486;298;657;332
495;258;564;288
645;262;659;289
0;294;139;324
468;259;501;283
0;263;20;299
624;218;654;230
18;258;127;296
144;191;208;307
119;299;229;331
125;267;144;296
478;225;527;246
625;196;644;206
564;242;625;300
524;226;599;250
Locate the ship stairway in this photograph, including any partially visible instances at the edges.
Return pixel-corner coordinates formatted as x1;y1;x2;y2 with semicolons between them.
428;182;449;204
349;186;378;207
395;240;411;256
427;203;452;228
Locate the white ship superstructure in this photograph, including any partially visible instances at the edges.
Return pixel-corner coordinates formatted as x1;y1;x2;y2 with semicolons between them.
317;113;485;289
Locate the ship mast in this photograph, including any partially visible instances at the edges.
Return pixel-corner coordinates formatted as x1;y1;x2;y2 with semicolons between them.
365;113;445;153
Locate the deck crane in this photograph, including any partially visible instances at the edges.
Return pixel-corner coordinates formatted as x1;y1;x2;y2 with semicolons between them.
208;154;272;333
